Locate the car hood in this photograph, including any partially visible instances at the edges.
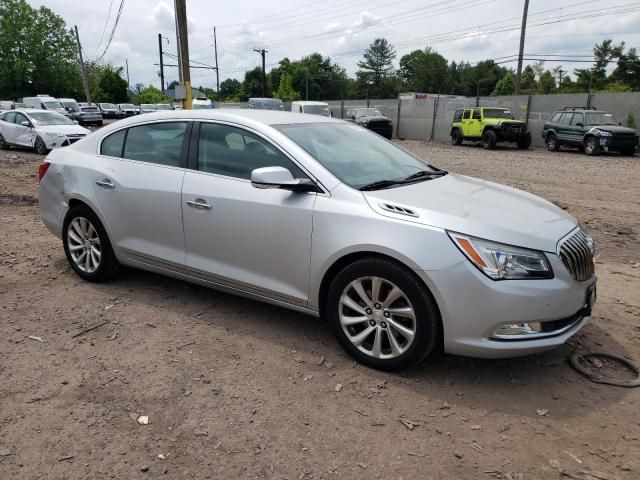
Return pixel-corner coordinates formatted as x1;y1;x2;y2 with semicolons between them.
362;173;577;252
588;125;637;134
37;124;90;135
486;119;526;126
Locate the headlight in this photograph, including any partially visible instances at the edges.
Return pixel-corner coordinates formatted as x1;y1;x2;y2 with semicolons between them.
357;119;369;125
448;232;553;280
47;132;66;139
597;130;612;137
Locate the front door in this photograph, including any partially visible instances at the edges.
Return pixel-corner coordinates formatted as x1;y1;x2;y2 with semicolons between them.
93;121;190;269
11;113;35;147
181;121;316;306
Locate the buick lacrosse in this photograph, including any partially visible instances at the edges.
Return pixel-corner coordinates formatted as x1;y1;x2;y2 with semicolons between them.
39;110;596;370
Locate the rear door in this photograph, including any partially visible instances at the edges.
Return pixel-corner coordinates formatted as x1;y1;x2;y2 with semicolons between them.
93;121;191;269
461;109;473;137
181;121;317;306
568;112;585;146
0;112;18;144
556;112;574;144
468;109;482;137
12;113;35;147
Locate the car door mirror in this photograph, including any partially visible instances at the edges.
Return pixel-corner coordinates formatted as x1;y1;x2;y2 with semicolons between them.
576;122;584;127
21;120;31;128
251;166;319;193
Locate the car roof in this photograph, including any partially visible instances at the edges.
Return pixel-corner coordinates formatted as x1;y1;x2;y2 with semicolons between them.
9;109;51;115
291;101;329;106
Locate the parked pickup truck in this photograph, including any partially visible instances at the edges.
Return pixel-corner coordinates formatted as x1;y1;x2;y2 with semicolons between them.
451;107;531;150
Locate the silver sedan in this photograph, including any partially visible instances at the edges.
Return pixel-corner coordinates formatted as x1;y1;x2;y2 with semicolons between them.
38;110;597;370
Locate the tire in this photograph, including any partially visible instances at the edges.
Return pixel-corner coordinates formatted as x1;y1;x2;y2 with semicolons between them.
62;205;121;282
517;132;532;150
584;136;600;156
0;133;8;150
546;133;560;152
327;257;440;371
34;136;49;155
451;129;463;146
482;130;497;149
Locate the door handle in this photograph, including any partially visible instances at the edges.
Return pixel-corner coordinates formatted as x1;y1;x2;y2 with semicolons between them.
96;179;115;189
186;199;212;210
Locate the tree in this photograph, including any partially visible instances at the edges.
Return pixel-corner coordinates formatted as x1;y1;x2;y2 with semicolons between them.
273;73;300;101
357;38;396;88
137;85;167;104
399;48;449;93
520;65;537;91
92;66;129;103
492;70;515;96
219;78;241;100
0;0;82;99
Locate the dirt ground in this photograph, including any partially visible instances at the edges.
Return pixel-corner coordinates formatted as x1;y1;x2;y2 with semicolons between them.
1;140;639;480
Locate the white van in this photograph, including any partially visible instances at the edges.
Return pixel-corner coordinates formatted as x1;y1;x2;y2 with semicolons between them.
192;97;213;109
22;96;70;117
291;101;331;117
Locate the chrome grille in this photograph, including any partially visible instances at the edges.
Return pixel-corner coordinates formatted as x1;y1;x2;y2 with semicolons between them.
559;229;595;281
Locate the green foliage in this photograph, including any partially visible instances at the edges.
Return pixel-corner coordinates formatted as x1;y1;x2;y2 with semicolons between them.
219;78;241;100
399;48;449;93
92;66;129;103
357;38;396;95
136;86;168;104
0;0;82;99
273;73;300;101
492;70;515;96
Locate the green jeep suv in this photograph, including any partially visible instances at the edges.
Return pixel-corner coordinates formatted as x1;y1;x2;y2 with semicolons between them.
542;107;638;156
451;107;531;150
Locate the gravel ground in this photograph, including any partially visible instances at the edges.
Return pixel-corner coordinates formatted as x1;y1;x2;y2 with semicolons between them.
0;140;639;480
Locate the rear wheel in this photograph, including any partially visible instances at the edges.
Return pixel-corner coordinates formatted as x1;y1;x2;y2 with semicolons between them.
546;133;560;152
584;136;600;156
63;205;120;282
327;257;440;371
451;128;463;146
34;136;49;155
0;133;8;149
482;130;497;149
517;132;532;150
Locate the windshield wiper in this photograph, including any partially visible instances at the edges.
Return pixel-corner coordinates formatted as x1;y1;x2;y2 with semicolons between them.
403;169;448;182
359;180;406;191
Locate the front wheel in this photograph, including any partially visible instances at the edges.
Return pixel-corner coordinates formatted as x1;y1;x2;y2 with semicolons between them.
517;132;532;150
63;205;120;282
482;130;497;149
451;129;463;146
34;136;49;155
584;136;600;156
327;258;440;371
0;133;8;150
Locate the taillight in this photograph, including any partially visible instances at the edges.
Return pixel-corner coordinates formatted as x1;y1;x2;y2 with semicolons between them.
38;161;51;182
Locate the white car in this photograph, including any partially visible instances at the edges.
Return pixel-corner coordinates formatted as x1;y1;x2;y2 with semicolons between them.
0;109;90;154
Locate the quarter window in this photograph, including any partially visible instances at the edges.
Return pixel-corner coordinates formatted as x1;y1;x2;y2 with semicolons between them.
100;129;126;157
122;122;187;167
197;123;304;180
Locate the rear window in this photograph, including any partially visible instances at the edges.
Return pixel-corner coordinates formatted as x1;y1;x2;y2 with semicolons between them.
81;107;99;112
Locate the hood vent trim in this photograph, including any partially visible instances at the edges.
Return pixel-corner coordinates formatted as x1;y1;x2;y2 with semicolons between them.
379;202;418;218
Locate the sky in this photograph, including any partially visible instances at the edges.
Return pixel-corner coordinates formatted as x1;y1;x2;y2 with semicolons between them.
26;0;640;90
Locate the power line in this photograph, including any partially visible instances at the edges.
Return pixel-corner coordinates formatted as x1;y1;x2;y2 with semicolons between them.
95;0;126;63
93;0;114;57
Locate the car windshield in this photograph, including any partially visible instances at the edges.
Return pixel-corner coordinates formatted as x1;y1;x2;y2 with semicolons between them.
586;112;618;126
155;104;172;110
120;104;134;109
43;101;64;110
101;103;116;109
29;112;75;126
275;123;441;189
356;108;382;116
483;108;513;119
62;101;79;109
141;104;155;109
303;105;330;116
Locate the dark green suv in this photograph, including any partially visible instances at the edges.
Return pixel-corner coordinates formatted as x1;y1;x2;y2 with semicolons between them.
542;107;638;156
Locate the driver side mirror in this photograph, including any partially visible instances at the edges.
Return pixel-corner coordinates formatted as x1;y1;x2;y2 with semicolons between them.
251;166;319;193
21;120;31;128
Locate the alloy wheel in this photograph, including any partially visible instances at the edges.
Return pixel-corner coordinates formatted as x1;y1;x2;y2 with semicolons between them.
67;217;101;273
547;136;556;151
585;138;597;155
339;276;416;359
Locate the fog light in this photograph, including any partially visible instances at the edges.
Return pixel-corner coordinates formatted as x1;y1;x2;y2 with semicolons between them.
492;322;542;338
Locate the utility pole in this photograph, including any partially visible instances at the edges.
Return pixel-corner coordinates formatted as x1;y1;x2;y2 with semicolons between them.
557;68;564;89
125;58;130;91
213;27;220;99
514;0;530;95
305;70;309;100
175;0;192;108
254;48;267;97
174;0;183;83
158;33;165;93
74;25;91;104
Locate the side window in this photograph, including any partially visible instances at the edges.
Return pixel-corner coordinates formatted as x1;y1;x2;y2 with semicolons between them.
472;109;481;120
100;129;127;157
462;110;471;120
453;110;462;122
559;113;573;125
550;112;562;123
197;123;305;180
346;110;353;118
14;113;27;125
3;112;16;124
571;113;584;125
122;122;187;167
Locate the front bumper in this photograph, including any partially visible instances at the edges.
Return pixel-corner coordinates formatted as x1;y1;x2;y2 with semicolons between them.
417;253;596;358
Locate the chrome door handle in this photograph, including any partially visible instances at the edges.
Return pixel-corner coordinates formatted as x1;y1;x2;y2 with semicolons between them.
96;180;115;189
186;199;212;210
